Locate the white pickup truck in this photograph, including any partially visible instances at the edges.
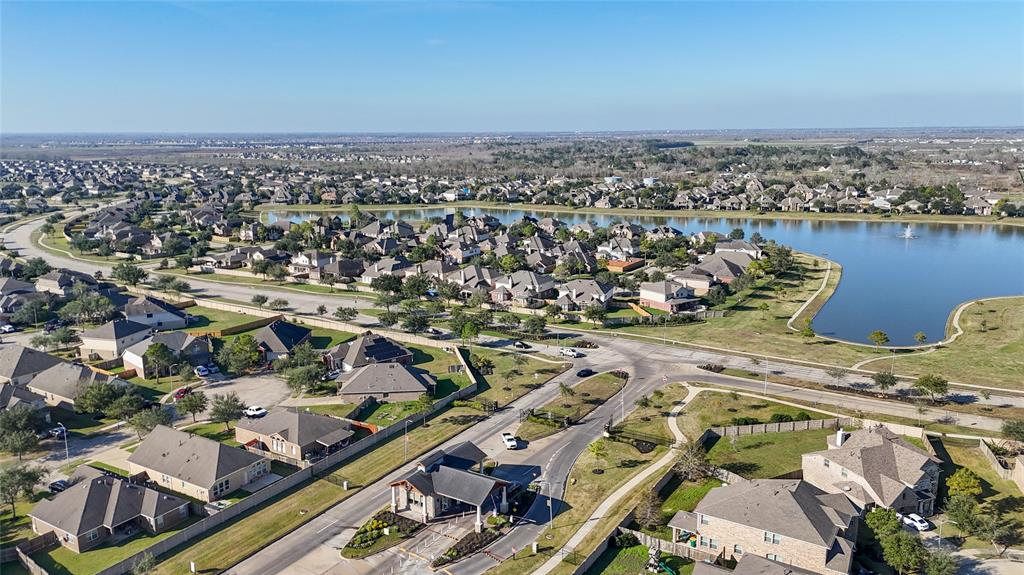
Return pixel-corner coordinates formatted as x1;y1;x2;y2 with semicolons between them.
559;347;583;358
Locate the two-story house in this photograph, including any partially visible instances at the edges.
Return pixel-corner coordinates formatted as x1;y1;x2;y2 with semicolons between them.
802;427;942;517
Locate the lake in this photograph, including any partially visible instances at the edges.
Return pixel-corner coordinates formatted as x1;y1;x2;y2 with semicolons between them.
267;208;1024;346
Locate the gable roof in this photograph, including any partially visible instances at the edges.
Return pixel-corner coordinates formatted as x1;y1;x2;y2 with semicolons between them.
79;319;152;341
235;408;353;448
339;363;433;397
125;331;210;357
695;479;857;548
123;295;186;318
327;332;412;369
0;382;44;410
27;363;128;401
254;320;311;354
127;425;265;489
0;345;63;381
29;469;187;536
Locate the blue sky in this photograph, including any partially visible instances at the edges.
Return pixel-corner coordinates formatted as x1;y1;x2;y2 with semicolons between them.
2;1;1022;133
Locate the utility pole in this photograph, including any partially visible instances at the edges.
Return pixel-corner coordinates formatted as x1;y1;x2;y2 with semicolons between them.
763;355;769;396
58;422;69;470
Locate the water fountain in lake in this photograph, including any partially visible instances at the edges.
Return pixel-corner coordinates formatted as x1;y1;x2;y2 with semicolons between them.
899;225;917;239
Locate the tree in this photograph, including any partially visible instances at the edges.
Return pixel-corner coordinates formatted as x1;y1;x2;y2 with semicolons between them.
824;366;849;386
416;393;434;425
144;342;176;384
378;310;400;328
634;395;651;410
864;507;901;539
673;443;714;481
882;530;925;575
634;489;664;530
436;281;461;308
946;467;982;499
107;393;145;422
0;405;45;436
111;262;148;286
544;304;562;320
251;295;269;308
285;364;324;394
0;430;38;461
0;464;44;517
77;380;129;415
522;315;546;335
871;371;898;392
128;407;173;439
757;302;770;319
799;318;815;342
334;306;358;321
402;313;430;334
914;374;949;402
21;258;51;280
558;382;575;400
588;439;608;463
175;254;193;270
316;304;328;316
728;227;745;240
210;392;246;431
868;330;890;348
268;298;289;310
924;550;958;575
914;331;928;345
943;494;979;533
217;334;261;374
973;513;1014;555
131;553;157;575
1000;419;1024;444
582;304;608;324
177;391;209;423
460;322;479;345
370;274;403;296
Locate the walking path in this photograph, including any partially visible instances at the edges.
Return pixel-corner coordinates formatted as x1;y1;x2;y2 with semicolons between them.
786;260;832;332
531;385;696;575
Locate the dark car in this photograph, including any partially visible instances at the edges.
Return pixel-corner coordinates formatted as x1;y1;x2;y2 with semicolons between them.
513;341;532;350
576;368;595;378
48;480;69;494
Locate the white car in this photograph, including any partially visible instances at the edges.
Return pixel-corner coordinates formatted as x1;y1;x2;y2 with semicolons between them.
901;513;930;532
244;406;268;418
559;348;583;358
0;324;16;333
193;365;210;377
501;432;518;450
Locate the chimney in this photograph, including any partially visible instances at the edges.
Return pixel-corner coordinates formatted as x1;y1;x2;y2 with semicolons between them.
836;428;846;447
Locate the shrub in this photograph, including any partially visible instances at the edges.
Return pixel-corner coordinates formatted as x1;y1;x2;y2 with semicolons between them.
769;413;793;423
697;363;725;373
730;417;760;425
614;532;640;548
794;411;812;421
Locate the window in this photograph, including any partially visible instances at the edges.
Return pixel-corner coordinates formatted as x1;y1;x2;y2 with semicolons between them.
841;468;848;478
733;544;743;555
699;536;717;550
767;553;782;562
823;459;830;468
763;531;781;544
699;514;710;525
86;531;98;542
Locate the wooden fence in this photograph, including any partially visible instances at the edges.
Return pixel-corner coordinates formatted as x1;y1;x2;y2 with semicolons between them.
88;337;480;575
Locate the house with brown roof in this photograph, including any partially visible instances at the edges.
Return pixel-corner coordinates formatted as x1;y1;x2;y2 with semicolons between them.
235;408;354;465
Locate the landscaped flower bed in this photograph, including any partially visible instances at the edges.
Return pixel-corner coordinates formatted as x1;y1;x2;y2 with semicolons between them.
431;527;501;568
341;510;424;559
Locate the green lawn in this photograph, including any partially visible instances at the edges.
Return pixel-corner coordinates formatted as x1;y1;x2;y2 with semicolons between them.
639;476;723;540
676;391;831;441
406;344;470;395
180;421;241;446
936;440;1024;550
617;382;691;442
50;408;116;437
129;373;194;401
178;307;265;334
33;517;201;575
307;327;356;349
88;462;129;477
304;403;359;419
0;561;30;575
160;269;375;299
469;348;569;407
151;406;485;575
358;401;423;428
516;372;626;441
584;544;694;575
705;428;834;479
1;494;46;545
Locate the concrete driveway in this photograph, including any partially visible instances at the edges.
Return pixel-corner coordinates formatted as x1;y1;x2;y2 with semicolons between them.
186;374;291;419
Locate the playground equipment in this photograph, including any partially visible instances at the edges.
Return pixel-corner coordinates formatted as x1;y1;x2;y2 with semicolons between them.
646;547;678;575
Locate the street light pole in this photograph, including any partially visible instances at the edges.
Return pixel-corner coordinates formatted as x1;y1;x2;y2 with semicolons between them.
763;355;769;396
404;420;409;462
58;422;69;470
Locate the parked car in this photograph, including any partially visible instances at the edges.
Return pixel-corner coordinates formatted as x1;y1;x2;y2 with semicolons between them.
559;348;583;358
501;432;518;450
48;480;69;494
173;387;192;401
0;324;16;333
901;513;930;532
205;364;220;374
576;368;595;378
321;369;341;382
244;406;268;418
48;427;66;438
193;365;210;377
425;327;442;335
513;341;531;350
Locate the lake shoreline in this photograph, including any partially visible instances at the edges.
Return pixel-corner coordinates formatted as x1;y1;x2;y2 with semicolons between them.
256;201;1024;228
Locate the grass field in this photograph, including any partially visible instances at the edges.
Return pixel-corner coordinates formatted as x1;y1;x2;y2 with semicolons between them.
639;476;723;540
676;391;830;441
616;382;690;442
934;440;1024;550
1;494;45;545
304;403;359;419
584;544;694;575
705;428;834;479
469;347;569;407
181;421;241;446
150;406;484;575
179;307;268;334
51;407;116;437
516;372;625;441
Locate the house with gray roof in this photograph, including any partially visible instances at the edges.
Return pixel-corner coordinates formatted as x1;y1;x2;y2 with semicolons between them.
127;425;270;502
121;332;212;380
122;295;188;330
390;441;508;532
78;318;153;361
693;554;818;575
29;467;189;553
802;427;941;517
337;362;435;403
253;320;311;362
26;362;131;411
35;269;98;298
680;478;858;575
0;344;63;385
323;332;413;372
0;382;47;414
639;280;699;314
235;408;354;465
555;279;614;312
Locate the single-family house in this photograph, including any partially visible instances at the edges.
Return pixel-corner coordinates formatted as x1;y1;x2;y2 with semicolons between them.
127;425;270;502
26;363;131;410
323;332;413;372
802;427;942;517
36;269;98;298
78;319;153;361
639;281;699;314
337;363;435;403
554;279;614;311
0;344;63;385
253;320;311;362
235;408;354;465
122;332;212;380
122;296;188;330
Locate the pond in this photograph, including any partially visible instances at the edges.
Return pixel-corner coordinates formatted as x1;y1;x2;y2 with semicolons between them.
267;208;1024;346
